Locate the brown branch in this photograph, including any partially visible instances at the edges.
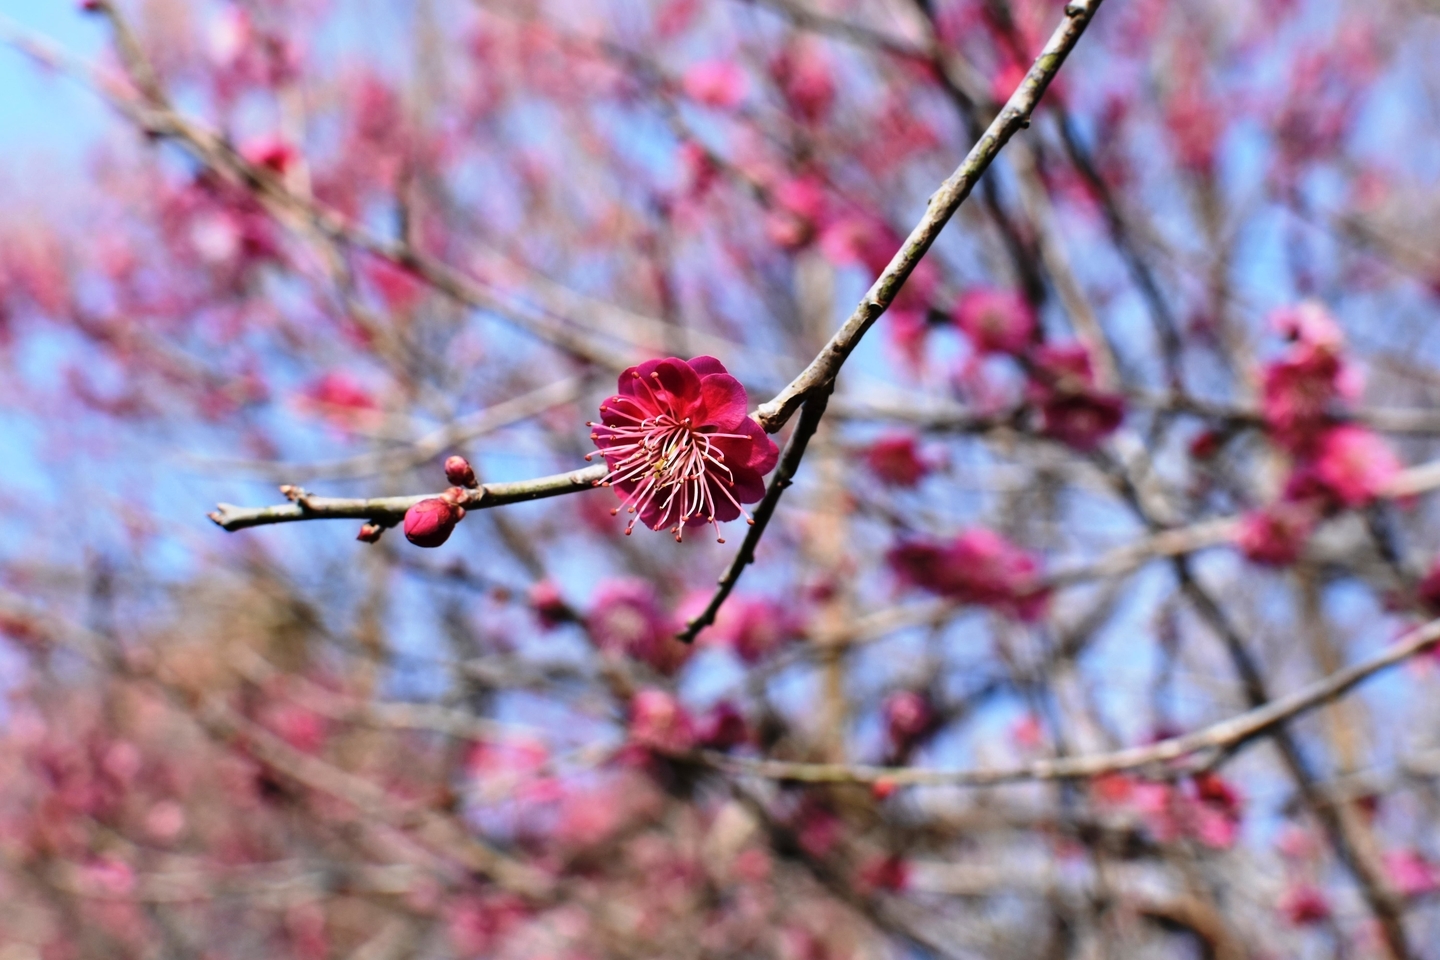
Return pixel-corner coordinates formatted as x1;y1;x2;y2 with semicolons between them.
692;615;1440;787
193;376;590;483
755;0;1108;433
677;386;833;643
0;589;555;902
207;464;607;532
1177;571;1413;960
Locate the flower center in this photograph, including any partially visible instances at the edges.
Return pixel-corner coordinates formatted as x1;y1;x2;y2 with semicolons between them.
587;392;754;542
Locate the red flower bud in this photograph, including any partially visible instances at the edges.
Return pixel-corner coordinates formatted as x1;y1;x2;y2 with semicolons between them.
444;455;477;488
404;498;461;548
356;522;385;543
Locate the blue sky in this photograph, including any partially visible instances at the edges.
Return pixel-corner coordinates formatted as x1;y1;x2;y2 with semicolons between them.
0;4;108;164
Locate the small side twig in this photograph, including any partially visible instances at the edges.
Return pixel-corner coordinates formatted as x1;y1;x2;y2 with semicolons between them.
755;0;1107;433
677;387;833;642
208;464;606;532
693;614;1440;786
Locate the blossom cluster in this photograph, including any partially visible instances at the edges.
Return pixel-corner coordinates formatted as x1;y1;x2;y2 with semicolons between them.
1238;304;1401;566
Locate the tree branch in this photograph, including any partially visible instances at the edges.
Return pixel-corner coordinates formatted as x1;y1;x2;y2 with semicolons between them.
208;464;607;532
677;387;832;643
755;0;1108;432
694;615;1440;787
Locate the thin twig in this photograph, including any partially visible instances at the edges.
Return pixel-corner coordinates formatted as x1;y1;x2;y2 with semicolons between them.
694;614;1440;787
677;387;833;642
207;464;607;532
755;0;1108;433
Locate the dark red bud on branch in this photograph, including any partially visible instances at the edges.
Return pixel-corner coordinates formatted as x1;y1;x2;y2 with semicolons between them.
356;522;385;543
444;455;477;488
403;498;462;548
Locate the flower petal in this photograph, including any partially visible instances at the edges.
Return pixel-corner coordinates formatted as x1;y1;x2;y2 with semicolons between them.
725;467;767;505
617;360;663;398
696;373;748;430
651;357;703;413
730;418;779;475
686;355;729;377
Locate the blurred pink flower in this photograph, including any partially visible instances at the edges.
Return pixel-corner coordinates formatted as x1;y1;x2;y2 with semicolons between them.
857;853;909;893
1278;883;1331;926
629;689;696;754
683;60;747;108
888;529;1048;620
1236;503;1316;566
863;434;932;488
587;579;690;675
704;595;797;663
771;42;835;122
1383;849;1438;897
882;690;933;750
1308;425;1400;508
953;288;1036;356
1027;343;1125;450
695;701;749;750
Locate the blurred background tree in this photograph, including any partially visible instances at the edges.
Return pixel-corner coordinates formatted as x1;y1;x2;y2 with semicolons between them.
3;0;1440;956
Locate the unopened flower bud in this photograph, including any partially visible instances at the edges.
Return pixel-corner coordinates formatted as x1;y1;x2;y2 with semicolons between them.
528;580;572;629
403;498;461;548
444;455;477;488
356;522;385;543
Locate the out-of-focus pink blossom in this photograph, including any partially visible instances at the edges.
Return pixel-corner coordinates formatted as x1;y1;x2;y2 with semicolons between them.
445;893;526;958
771;42;836;122
1189;429;1225;461
1383;849;1439;897
240;136;299;175
1273;301;1345;350
703;595;796;663
794;800;843;858
683;60;747;108
1261;349;1348;451
863;434;932;488
528;580;572;629
857;854;909;893
695;701;748;750
364;258;425;312
1038;392;1127;451
81;857;136;896
1165;80;1224;173
1236;503;1316;566
888;529;1048;620
953;288;1036;356
587;580;689;675
1418;559;1440;615
678;141;719;198
882;690;933;750
628;689;696;753
1026;343;1125;450
144;800;186;842
303;372;376;413
259;701;328;753
1279;883;1332;925
1260;302;1361;452
766;176;830;248
1308;425;1400;508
